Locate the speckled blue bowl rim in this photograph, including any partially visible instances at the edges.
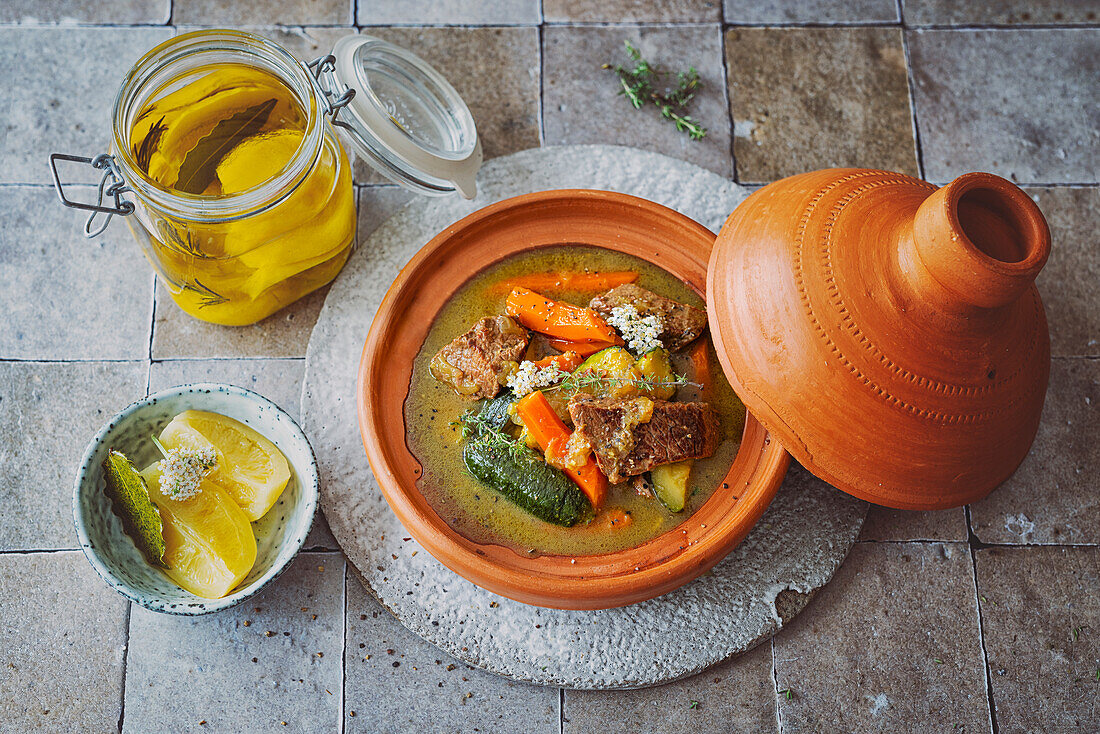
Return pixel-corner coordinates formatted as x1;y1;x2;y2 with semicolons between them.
73;383;319;616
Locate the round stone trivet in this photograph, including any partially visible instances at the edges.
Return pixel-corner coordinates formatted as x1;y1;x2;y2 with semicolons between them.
301;145;868;689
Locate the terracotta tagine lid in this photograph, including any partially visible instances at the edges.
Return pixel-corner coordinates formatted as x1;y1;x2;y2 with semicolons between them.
708;169;1051;510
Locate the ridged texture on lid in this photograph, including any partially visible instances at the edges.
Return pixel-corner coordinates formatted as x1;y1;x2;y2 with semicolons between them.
707;169;1051;510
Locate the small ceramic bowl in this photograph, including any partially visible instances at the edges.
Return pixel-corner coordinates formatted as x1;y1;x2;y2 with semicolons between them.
74;383;319;615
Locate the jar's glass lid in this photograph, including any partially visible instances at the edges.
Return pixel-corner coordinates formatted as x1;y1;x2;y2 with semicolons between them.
328;35;482;198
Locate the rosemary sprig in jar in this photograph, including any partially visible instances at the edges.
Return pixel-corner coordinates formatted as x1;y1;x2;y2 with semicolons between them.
603;41;708;141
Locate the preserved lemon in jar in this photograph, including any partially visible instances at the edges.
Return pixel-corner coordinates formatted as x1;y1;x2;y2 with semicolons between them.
127;63;355;325
50;31;483;325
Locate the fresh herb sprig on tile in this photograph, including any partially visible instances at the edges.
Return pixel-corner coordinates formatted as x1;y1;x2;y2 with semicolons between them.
603;41;708;140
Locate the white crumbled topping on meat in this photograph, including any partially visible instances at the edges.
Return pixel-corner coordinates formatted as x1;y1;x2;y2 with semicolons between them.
160;445;217;500
505;361;567;397
607;304;664;354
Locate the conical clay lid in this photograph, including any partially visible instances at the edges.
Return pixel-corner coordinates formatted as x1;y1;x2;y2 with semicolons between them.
707;169;1051;510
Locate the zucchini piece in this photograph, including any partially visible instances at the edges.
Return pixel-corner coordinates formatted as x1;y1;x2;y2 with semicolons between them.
650;460;693;512
634;348;676;400
463;433;591;526
476;391;515;430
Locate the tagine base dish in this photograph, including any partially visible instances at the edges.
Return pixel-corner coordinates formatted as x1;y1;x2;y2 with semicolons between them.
301;145;867;689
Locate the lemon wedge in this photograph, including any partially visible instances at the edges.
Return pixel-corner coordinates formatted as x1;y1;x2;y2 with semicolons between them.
216;129;303;194
158;410;291;522
141;463;257;599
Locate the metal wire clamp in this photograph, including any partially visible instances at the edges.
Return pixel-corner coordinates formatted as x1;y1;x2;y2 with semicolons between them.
308;54;357;134
49;153;135;238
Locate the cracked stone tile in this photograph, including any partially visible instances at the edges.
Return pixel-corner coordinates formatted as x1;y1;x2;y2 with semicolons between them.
1028;187;1100;358
173;0;350;25
909;29;1100;184
0;186;154;360
970;359;1098;545
859;506;968;542
545;0;721;22
147;357;338;549
723;0;897;23
544;25;732;178
0;361;147;550
726;27;917;183
772;542;989;732
0;551;129;732
350;27;540;184
344;573;558;733
0;27;172;184
563;641;777;733
0;0;170;23
903;0;1099;25
358;0;540;25
976;546;1099;732
123;552;344;734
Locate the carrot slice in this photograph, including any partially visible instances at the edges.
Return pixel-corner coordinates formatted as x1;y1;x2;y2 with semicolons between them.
546;339;615;357
533;351;584;372
492;271;638;295
602;507;634;530
515;390;607;509
689;339;711;397
506;287;623;345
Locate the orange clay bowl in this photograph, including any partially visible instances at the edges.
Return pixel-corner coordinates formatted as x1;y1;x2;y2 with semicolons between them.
357;189;790;610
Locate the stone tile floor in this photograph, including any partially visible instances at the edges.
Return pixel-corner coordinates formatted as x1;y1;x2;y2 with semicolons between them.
1;1;1097;732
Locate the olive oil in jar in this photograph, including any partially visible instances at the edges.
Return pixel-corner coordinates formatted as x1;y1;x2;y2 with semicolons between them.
127;62;356;325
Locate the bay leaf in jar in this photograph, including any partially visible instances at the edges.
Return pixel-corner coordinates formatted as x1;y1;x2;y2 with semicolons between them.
174;98;277;194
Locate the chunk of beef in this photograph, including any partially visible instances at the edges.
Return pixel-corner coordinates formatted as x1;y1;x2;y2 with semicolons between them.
568;396;720;483
589;283;707;351
430;316;529;400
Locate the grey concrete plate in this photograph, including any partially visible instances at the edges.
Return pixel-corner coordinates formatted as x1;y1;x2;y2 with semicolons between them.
301;145;867;689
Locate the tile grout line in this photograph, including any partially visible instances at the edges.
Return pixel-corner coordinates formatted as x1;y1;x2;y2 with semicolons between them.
856;539;1100;548
718;16;738;183
558;686;564;734
339;560;348;733
117;600;132;734
965;504;1000;734
0;547;82;554
146;273;157;394
149;356;309;364
908;22;1100;31
897;1;928;181
770;636;784;733
537;21;547;147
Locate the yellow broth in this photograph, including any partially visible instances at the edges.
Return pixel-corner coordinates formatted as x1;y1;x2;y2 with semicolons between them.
404;246;746;557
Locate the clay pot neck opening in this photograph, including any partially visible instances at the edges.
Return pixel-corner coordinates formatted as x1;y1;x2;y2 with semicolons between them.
909;173;1050;312
955;183;1044;266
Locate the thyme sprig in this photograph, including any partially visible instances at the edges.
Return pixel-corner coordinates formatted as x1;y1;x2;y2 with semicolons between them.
603;41;708;140
455;409;529;460
544;368;697;396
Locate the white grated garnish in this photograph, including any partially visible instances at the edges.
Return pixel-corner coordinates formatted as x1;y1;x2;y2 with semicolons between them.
606;304;664;354
160;445;217;500
506;361;567;397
